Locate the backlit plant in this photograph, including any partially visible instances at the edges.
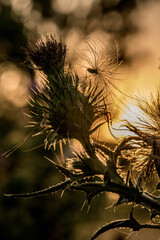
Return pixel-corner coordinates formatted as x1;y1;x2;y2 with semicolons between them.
5;34;160;239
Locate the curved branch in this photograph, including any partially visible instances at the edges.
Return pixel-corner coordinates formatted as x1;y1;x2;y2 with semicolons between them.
90;209;160;240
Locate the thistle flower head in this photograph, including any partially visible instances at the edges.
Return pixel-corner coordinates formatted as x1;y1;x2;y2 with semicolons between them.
28;69;109;149
26;35;66;74
25;34;112;149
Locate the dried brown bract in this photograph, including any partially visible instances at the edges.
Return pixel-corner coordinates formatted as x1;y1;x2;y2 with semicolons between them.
26;35;66;73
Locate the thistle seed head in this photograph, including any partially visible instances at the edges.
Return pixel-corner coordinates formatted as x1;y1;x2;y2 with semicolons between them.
75;37;121;98
136;91;160;135
125;90;160;144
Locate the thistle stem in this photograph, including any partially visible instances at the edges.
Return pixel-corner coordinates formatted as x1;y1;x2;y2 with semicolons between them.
107;182;160;211
73;182;160;212
79;137;107;174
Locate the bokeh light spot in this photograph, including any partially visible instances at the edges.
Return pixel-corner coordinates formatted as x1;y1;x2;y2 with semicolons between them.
0;62;30;108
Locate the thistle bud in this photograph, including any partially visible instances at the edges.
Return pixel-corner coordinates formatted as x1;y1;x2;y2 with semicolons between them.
26;35;66;74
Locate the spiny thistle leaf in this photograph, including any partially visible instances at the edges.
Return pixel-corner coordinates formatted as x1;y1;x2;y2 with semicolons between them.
45;157;85;180
4;179;72;199
75;175;104;185
71;182;105;205
73;152;99;175
66;156;93;175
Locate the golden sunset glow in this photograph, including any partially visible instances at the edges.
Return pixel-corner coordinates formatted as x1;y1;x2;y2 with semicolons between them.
2;1;160;240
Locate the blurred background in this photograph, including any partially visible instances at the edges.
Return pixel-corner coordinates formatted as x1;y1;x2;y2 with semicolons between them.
0;0;160;239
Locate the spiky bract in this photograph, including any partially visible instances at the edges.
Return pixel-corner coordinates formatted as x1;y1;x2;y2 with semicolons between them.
28;70;109;149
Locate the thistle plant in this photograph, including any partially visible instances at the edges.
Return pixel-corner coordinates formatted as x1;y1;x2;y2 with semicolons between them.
5;35;160;239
